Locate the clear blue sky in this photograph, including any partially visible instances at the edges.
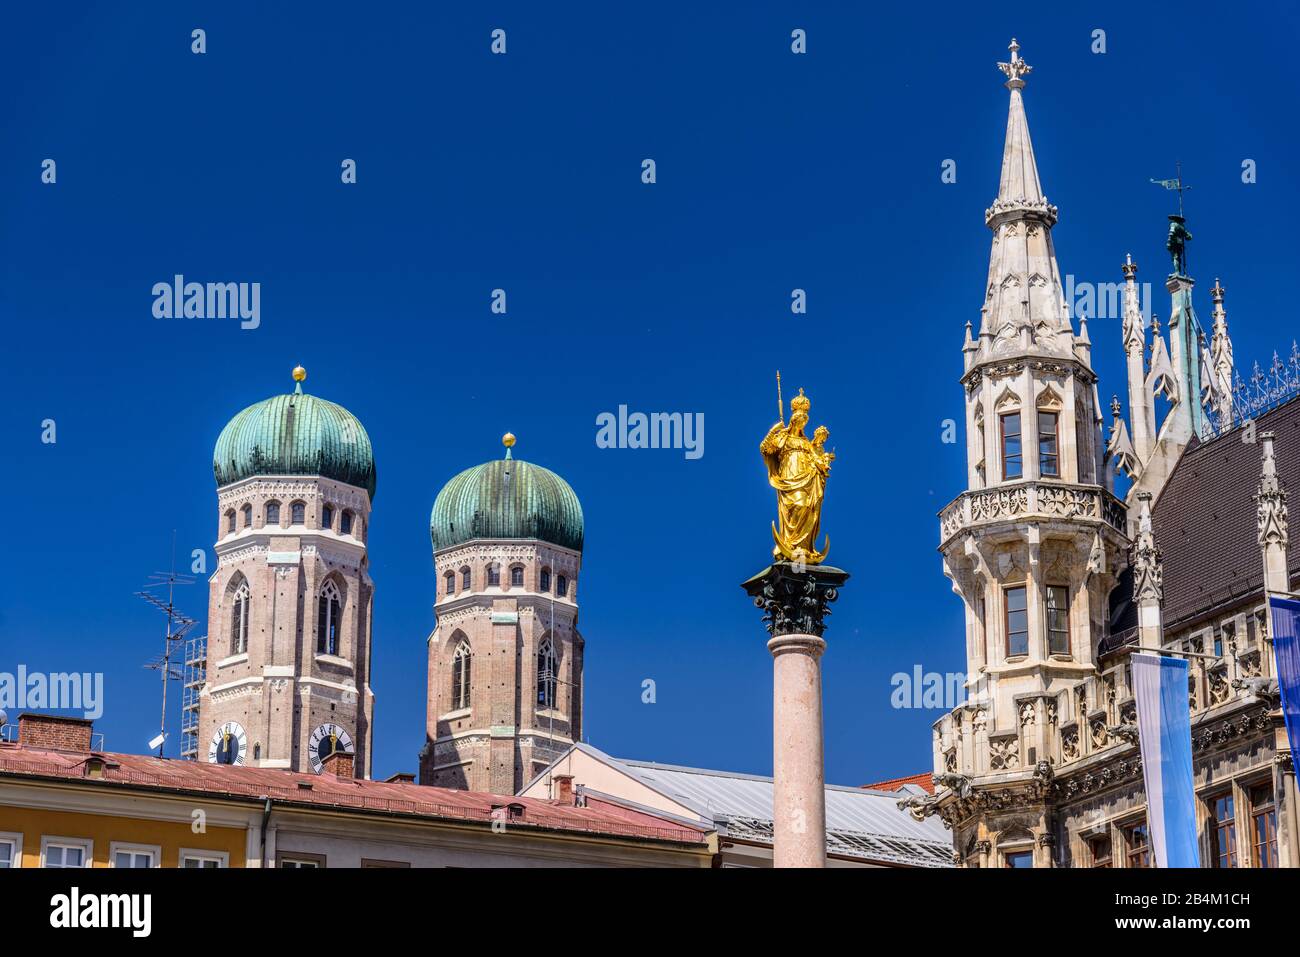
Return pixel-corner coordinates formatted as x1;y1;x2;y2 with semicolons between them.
2;2;1296;786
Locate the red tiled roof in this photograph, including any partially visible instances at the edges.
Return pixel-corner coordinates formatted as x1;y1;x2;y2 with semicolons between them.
0;742;708;846
860;772;934;794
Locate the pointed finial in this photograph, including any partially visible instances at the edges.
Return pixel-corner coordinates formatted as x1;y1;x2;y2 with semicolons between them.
502;432;516;459
997;38;1032;89
1111;394;1122;418
292;365;306;394
1122;253;1137;280
1211;278;1225;303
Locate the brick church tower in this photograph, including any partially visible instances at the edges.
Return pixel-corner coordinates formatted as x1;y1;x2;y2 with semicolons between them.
420;434;584;794
199;367;377;777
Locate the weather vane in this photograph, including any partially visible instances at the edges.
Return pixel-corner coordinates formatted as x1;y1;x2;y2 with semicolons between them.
1150;161;1191;218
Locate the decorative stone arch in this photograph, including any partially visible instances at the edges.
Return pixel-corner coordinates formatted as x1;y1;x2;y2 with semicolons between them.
1035;384;1064;411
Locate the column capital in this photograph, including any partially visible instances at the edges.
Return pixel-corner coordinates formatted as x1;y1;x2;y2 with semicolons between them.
742;562;850;638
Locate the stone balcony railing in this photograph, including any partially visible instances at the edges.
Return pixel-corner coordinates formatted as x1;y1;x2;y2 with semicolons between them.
938;480;1127;547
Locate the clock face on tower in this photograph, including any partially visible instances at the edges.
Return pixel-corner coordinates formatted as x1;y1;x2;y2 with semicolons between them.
209;721;247;766
308;723;354;774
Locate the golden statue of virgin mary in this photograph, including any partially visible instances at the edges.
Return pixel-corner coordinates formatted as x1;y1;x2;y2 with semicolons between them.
761;385;833;564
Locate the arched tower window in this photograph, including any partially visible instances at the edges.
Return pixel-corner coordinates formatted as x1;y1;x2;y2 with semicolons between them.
225;509;236;534
230;578;250;655
461;567;471;591
340;510;354;535
510;565;524;587
486;563;501;587
241;504;252;528
265;501;281;526
537;638;557;709
556;574;569;597
451;642;472;710
290;501;306;525
317;580;343;656
444;571;455;596
540;568;551;592
322;504;334;530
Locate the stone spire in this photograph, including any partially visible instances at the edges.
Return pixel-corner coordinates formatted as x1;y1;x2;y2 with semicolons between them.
1121;255;1155;466
979;39;1073;360
1131;491;1164;647
1257;431;1290;593
1209;279;1235;427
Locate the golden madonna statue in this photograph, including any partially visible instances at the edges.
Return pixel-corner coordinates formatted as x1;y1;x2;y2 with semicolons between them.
761;383;833;564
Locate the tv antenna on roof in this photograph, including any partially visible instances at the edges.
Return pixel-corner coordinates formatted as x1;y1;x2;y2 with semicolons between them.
137;531;197;758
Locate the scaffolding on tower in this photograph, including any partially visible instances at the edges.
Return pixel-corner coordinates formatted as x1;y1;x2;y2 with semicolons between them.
181;635;207;760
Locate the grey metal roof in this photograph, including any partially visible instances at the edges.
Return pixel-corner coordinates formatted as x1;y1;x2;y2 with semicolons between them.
545;744;953;867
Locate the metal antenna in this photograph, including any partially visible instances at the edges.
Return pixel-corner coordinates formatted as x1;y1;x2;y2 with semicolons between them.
137;531;197;758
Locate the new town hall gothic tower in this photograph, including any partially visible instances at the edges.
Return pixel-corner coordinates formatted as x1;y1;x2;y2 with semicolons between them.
198;368;376;778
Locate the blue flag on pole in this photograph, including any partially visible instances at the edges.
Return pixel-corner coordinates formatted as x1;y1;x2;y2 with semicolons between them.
1268;595;1300;765
1132;653;1199;867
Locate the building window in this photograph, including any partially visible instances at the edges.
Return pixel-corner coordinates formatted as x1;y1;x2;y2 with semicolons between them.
1038;411;1059;477
1000;412;1023;480
179;849;228;868
1005;585;1028;657
0;833;23;868
317;580;342;656
487;563;500;587
461;567;471;591
557;574;569;598
41;838;91;869
444;571;455;596
537;638;557;709
340;510;354;535
226;509;236;534
1124;822;1150;868
266;501;280;526
111;844;159;868
322;504;334;530
1046;585;1069;656
230;579;250;655
540;568;551;592
1088;835;1112;868
1004;850;1033;868
291;501;305;525
511;566;524;587
242;504;253;528
1251;783;1278;868
278;854;326;868
1211;793;1237;868
451;642;472;710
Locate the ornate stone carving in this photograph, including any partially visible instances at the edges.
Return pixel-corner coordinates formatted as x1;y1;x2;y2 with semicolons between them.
1257;431;1289;549
741;562;850;638
989;737;1020;770
1130;492;1163;604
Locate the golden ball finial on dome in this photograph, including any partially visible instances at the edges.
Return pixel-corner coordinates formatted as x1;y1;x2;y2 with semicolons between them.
502;432;516;449
292;365;307;383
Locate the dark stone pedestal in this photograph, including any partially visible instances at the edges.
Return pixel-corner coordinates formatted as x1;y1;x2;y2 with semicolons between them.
741;562;850;638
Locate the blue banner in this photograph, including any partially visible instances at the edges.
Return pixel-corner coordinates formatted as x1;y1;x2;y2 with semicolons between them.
1268;595;1300;766
1132;653;1199;867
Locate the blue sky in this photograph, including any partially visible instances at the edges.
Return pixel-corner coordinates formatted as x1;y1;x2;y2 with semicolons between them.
2;2;1297;786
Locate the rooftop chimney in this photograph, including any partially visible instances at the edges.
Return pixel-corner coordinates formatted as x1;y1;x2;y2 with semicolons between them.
383;772;415;784
553;774;575;805
321;749;356;779
18;713;92;752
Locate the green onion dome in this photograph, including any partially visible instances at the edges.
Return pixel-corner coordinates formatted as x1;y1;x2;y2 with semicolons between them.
213;367;377;499
430;435;583;552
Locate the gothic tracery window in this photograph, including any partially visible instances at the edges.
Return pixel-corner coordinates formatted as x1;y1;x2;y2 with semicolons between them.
537;638;557;709
451;642;472;710
317;580;342;656
230;578;250;655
